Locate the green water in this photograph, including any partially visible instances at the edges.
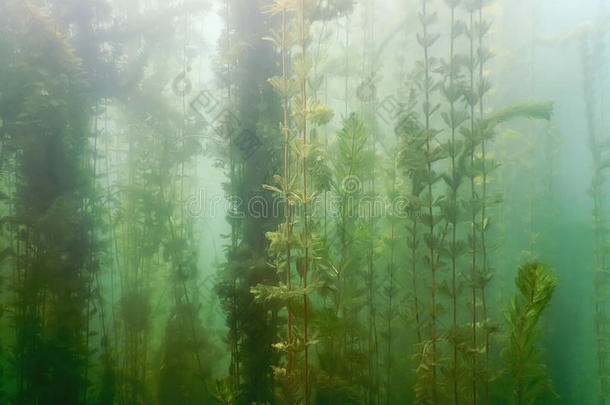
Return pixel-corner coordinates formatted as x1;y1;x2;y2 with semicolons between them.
0;0;607;404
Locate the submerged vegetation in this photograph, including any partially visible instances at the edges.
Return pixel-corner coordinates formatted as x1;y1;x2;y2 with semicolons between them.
0;0;606;404
502;263;557;405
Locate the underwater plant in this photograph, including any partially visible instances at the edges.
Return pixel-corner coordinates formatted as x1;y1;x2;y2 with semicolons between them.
474;3;494;401
0;4;99;403
291;5;336;403
358;2;383;403
411;1;446;403
379;150;402;405
252;2;339;405
439;1;469;403
459;3;554;403
255;1;301;402
394;80;427;368
299;3;312;402
580;19;610;404
268;0;299;400
462;2;481;401
501;262;557;405
215;0;286;403
328;113;372;403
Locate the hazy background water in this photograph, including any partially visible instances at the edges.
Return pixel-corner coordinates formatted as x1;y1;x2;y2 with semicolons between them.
2;0;609;403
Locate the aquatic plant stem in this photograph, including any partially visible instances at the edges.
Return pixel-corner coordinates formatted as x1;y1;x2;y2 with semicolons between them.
478;6;490;404
300;1;310;404
581;29;609;405
385;153;401;405
468;8;478;405
448;4;459;404
421;0;437;402
411;215;423;345
386;164;396;405
281;4;294;378
362;3;379;402
83;101;100;404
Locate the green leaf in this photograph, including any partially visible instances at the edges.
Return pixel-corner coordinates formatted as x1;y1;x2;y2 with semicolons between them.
487;102;553;127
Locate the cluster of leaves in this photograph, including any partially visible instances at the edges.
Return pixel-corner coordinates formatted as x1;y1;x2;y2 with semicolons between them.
502;263;558;405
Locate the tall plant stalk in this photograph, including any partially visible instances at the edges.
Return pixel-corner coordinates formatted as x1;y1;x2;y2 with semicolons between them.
280;2;294;378
442;1;466;403
419;0;442;402
299;2;310;403
361;1;380;402
409;208;424;345
476;6;492;402
450;6;459;399
383;151;401;405
581;26;610;405
465;5;479;403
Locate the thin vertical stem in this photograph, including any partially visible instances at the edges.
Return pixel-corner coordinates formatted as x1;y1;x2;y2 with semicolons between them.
448;5;459;405
468;9;478;405
421;1;437;403
281;5;294;377
300;2;310;404
582;30;608;405
478;6;490;404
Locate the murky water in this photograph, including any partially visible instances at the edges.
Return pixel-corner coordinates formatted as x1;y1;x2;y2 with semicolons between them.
0;0;607;404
